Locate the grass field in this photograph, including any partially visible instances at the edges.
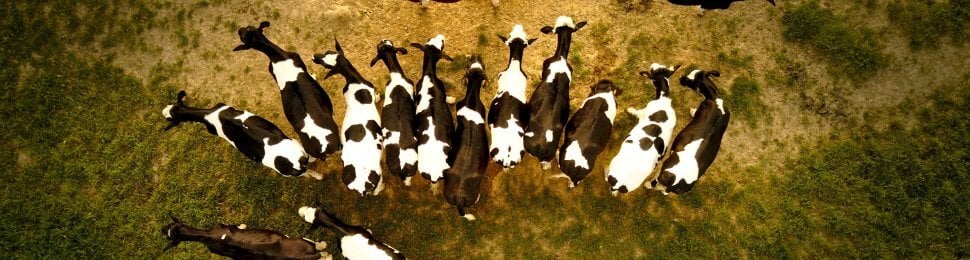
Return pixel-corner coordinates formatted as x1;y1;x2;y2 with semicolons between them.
1;0;967;258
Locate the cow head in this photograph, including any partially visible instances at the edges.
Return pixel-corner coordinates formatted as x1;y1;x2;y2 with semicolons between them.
540;16;587;35
370;39;409;67
680;69;721;98
161;91;188;131
161;212;185;251
463;55;487;84
410;34;454;62
312;38;349;80
498;24;538;47
232;21;271;52
640;63;682;80
590;80;621;96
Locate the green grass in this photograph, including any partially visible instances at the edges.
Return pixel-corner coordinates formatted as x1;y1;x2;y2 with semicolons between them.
889;0;970;49
782;1;888;81
725;76;770;127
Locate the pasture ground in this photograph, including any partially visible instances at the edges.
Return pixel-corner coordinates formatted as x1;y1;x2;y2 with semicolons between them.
1;0;967;258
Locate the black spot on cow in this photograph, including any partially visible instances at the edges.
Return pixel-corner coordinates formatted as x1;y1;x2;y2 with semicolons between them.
618;185;628;193
368;171;380;184
642;124;662;137
421;172;431;181
344;124;366;142
342;165;356;186
274;157;297;176
639;137;654;150
625;139;634;144
355;89;373;104
490;148;499;157
654;138;665;156
366;120;381;139
607;175;618;186
649;111;668;123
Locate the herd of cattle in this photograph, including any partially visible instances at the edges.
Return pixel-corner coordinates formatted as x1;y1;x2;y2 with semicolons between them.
160;16;730;259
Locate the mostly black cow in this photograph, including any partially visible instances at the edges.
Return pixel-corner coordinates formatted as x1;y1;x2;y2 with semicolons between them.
162;90;317;178
313;39;385;196
161;213;329;259
233;21;341;162
299;207;405;260
556;80;619;187
653;69;731;194
445;56;489;220
606;63;680;195
525;16;587;170
371;40;420;186
488;25;536;169
411;35;455;185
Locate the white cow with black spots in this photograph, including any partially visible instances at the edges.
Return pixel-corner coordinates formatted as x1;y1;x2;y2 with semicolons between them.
606;63;681;195
313;39;385;196
488;25;536;169
299;207;406;260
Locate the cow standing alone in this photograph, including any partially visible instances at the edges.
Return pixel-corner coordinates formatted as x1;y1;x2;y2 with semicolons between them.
233;21;341;162
524;16;587;170
162;90;316;178
488;24;536;169
314;39;385;196
299;207;405;259
445;56;489;220
161;213;329;259
556;80;619;187
653;69;731;194
371;40;420;186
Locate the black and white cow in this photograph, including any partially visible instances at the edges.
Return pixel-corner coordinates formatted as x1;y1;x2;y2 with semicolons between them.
445;56;489;220
653;69;731;194
667;0;776;15
556;81;619;188
162;213;329;259
162;90;316;178
233;21;341;162
606;63;681;195
525;16;587;170
313;39;385;196
411;35;455;184
488;25;537;169
370;40;419;186
299;207;405;260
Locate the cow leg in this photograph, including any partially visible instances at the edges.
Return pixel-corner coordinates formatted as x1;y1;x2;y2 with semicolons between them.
305;169;324;180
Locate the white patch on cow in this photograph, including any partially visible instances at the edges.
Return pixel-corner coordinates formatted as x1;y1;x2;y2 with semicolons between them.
545;130;554;142
489;116;525;167
544;58;572;83
261;137;305;175
497;60;527;102
554;16;576;33
524;131;535;137
204;106;235;148
237;224;247;229
167;227;172;238
667;139;704;185
607;96;676;194
457;107;484;125
417;118;450;182
383;72;414;108
221;233;227;240
715;98;725;114
300;115;334;149
403;176;413;186
469;61;483;70
320;53;339;67
507;24;528;45
271;59;304;90
686;69;702;81
415;76;433;113
427;34;445;50
562;141;589;170
341;83;384;196
298;207;317;223
162;105;173;119
650;63;667;71
234;111;255;124
583;92;618;123
340;234;393;260
541;161;552;170
383;131;417;171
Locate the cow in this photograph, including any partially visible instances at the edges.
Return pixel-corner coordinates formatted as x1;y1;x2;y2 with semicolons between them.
299;207;405;260
555;80;619;188
313;39;385;196
653;69;731;194
488;25;537;169
161;213;329;259
524;16;587;170
233;21;341;163
605;63;681;195
162;90;319;179
444;56;489;220
370;40;419;186
411;34;455;185
666;0;776;15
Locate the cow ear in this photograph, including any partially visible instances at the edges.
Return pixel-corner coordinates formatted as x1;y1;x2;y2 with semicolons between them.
334;38;344;54
176;90;187;105
163;121;180;131
396;47;408;55
163;240;181;252
708;70;721;77
370;55;382;67
527;38;538;45
168;212;181;223
671;64;682;74
614;86;624;97
639;71;651;78
540;26;554;34
410;43;424;50
575;21;588;31
324;70;340;80
497;34;509;43
441;53;454;62
232;44;251;52
258;21;270;30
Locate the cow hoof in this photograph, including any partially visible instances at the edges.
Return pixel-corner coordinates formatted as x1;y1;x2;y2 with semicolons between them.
308;157;318;164
540;161;552;170
462;214;477;221
611;190;619;197
446;96;456;104
315;241;328;251
689;107;697;116
403;176;413;187
305;170;324;180
626;107;638;115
